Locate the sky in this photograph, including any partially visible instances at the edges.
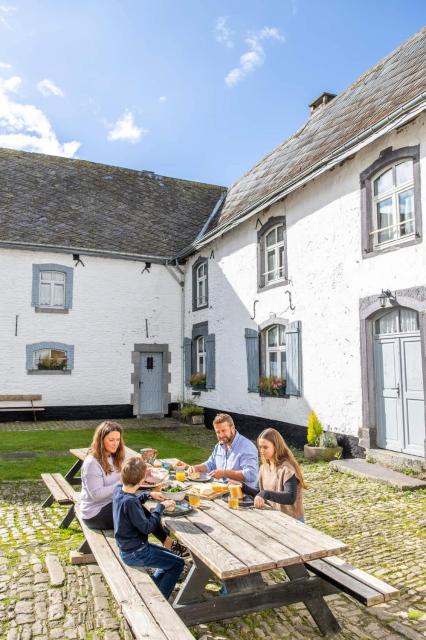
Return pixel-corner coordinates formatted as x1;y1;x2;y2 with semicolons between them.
0;1;424;187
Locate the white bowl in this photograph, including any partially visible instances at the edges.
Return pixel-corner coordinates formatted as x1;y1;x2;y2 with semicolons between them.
160;481;187;501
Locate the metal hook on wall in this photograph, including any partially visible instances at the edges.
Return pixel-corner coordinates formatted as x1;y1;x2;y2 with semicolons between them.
284;290;295;311
250;299;259;320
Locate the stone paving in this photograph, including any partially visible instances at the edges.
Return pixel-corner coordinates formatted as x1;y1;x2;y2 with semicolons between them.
0;425;425;639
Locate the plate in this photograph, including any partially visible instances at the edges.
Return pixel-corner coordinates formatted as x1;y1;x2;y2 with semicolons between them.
143;467;169;487
186;473;211;483
163;501;194;517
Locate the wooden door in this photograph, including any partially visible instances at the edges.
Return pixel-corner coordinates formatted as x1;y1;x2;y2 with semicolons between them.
139;353;163;415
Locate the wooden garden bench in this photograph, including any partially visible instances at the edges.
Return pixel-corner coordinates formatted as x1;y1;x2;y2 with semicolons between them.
41;472;80;528
0;394;45;422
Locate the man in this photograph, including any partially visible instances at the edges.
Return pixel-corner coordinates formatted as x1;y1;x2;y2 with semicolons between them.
187;413;258;488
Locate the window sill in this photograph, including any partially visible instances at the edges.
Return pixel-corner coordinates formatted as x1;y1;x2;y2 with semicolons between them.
192;303;208;312
27;369;72;375
259;390;288;398
258;278;289;293
363;235;421;259
35;307;69;314
191;385;206;391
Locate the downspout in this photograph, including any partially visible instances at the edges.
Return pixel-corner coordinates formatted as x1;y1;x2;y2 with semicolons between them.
165;261;185;407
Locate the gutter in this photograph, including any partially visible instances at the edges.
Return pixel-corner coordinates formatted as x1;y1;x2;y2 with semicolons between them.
189;91;426;252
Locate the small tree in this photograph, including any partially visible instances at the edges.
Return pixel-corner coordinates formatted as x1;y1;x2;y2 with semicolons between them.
307;411;323;446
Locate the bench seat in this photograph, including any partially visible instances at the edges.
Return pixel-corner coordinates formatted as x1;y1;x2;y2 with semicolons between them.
0;394;45;422
306;555;399;606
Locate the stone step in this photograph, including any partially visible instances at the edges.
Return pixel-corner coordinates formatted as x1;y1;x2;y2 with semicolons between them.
366;448;425;473
330;458;426;490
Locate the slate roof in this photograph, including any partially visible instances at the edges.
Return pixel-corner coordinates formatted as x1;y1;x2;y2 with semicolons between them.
206;27;426;235
0;148;225;259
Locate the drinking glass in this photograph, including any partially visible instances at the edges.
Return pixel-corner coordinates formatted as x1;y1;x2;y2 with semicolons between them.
188;494;201;508
175;466;186;482
228;497;239;509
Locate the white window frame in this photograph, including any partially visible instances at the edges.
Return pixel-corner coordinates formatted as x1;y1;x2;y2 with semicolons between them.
196;263;207;307
196;336;206;375
263;224;285;284
39;270;66;308
371;160;415;249
266;325;286;378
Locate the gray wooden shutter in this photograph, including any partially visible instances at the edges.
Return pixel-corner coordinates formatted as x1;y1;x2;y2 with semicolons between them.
184;338;192;386
205;333;215;389
245;328;259;392
286;320;301;396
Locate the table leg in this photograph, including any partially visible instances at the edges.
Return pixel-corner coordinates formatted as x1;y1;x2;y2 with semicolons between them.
173;555;213;606
223;572;265;592
64;459;83;485
284;565;340;636
60;505;76;529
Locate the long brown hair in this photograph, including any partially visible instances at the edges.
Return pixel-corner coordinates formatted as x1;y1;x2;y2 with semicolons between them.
89;421;125;474
257;428;307;489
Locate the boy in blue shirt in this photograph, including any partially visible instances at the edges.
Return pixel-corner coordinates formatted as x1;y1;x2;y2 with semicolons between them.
113;456;185;600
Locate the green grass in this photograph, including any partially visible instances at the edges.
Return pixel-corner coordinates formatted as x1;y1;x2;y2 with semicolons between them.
0;428;214;481
407;610;424;621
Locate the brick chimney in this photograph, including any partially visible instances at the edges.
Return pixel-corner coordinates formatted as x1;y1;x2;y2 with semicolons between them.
309;92;336;115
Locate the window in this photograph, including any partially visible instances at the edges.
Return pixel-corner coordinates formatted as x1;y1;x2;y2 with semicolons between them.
372;160;414;247
360;146;422;257
196;336;206;374
258;217;287;290
192;257;208;311
184;322;216;389
266;325;286;378
375;308;419;335
26;342;74;374
32;264;74;312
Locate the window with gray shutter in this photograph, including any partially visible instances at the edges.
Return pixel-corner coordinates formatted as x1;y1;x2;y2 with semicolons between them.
205;334;216;389
285;321;302;396
184;337;192;386
245;328;259;392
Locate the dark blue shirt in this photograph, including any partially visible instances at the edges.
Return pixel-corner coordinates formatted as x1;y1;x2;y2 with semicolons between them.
112;485;164;552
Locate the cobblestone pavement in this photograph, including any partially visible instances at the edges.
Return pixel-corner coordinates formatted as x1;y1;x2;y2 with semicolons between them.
0;417;181;433
0;432;425;639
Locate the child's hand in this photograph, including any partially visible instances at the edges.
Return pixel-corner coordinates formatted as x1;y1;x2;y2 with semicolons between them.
163;499;176;511
254;495;265;509
150;491;164;501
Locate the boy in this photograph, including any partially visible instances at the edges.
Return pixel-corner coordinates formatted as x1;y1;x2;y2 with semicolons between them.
113;456;185;600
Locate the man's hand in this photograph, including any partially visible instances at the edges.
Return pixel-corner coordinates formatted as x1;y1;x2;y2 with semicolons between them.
150;491;164;501
254;495;265;509
186;465;196;474
208;469;224;480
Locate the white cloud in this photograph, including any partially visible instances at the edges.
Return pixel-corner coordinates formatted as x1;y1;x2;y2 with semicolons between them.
214;16;234;48
37;78;64;97
0;75;81;157
107;110;147;144
225;26;284;87
159;95;167;103
0;5;17;29
0;61;12;69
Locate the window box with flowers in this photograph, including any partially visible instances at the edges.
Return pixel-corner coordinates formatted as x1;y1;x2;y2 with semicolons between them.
190;372;206;390
259;376;286;397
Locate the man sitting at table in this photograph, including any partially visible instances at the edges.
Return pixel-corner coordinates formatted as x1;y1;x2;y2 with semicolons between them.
187;413;258;488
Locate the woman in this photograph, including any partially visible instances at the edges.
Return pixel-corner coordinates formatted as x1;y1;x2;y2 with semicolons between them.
243;428;307;522
79;421;187;555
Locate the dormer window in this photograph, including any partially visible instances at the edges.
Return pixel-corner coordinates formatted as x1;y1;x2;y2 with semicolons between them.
258;217;288;290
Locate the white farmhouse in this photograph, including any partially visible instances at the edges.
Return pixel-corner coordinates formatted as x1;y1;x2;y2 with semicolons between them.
1;28;425;463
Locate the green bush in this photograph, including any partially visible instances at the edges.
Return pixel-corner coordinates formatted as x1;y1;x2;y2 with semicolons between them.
319;431;338;448
180;402;204;417
307;411;323;446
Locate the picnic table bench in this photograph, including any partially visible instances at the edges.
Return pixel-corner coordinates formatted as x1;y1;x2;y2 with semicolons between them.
0;394;45;422
41;447;399;637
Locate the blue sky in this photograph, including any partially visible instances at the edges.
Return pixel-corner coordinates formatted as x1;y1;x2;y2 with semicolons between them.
0;1;424;186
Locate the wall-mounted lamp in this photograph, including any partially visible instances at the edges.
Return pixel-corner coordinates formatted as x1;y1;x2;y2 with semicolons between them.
72;254;85;267
141;261;151;274
378;289;395;308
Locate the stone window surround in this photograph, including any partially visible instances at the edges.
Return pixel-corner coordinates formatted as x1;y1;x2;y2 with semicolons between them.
26;341;74;374
360;145;422;258
131;344;171;417
257;216;288;292
192;256;208;311
32;263;74;313
359;286;426;460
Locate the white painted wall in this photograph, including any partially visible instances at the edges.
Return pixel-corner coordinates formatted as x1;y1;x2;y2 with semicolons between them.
184;114;426;437
0;249;182;408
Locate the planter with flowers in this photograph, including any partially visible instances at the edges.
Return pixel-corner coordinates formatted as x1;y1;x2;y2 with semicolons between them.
259;376;286;397
190;372;206;391
304;411;343;461
37;355;67;371
179;401;205;425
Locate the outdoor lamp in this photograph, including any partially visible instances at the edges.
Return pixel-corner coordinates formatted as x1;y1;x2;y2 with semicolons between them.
378;289;393;308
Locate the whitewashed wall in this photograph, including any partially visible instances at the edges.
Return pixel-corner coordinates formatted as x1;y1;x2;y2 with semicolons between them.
0;249;182;408
184;114;426;437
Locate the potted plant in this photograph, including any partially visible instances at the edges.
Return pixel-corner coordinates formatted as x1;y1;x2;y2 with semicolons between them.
190;372;206;390
304;411;343;461
37;355;67;371
259;376;286;397
179;402;205;425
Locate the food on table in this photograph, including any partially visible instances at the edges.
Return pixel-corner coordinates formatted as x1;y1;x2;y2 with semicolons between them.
162;484;186;493
212;482;226;492
153;459;163;468
187;471;201;480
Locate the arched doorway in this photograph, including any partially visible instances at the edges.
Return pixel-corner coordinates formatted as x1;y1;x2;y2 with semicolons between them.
373;307;424;455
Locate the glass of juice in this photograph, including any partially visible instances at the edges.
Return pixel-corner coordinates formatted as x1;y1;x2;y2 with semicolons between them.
188;494;201;508
229;484;243;499
175;465;186;482
228;497;239;509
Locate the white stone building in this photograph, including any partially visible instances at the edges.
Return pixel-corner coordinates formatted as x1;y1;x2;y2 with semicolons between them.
1;28;425;461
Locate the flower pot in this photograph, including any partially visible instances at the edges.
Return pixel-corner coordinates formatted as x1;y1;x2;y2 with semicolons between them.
191;384;206;391
304;444;343;461
190;415;204;425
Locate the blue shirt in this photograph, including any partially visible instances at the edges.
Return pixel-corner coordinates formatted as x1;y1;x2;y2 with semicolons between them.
112;485;164;552
204;431;259;487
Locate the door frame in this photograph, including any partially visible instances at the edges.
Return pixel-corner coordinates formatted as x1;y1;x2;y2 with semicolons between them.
359;287;426;461
131;344;171;417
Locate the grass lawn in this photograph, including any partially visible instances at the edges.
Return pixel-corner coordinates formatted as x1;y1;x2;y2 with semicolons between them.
0;426;216;481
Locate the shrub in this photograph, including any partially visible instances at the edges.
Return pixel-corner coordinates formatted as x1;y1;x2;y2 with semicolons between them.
307;411;323;446
319;431;338;448
180;402;204;417
259;376;286;396
190;372;206;386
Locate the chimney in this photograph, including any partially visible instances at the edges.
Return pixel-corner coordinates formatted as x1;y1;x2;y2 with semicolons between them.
309;92;336;115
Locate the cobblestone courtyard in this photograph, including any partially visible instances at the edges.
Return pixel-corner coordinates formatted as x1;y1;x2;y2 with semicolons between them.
0;422;425;640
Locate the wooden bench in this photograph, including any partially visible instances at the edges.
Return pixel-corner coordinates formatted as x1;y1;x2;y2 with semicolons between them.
306;555;399;606
0;394;45;422
41;473;79;528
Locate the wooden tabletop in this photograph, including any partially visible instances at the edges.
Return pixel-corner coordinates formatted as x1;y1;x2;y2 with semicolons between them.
69;446;139;461
164;499;348;580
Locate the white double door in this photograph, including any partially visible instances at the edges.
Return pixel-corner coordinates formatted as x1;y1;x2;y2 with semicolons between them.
375;331;424;455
